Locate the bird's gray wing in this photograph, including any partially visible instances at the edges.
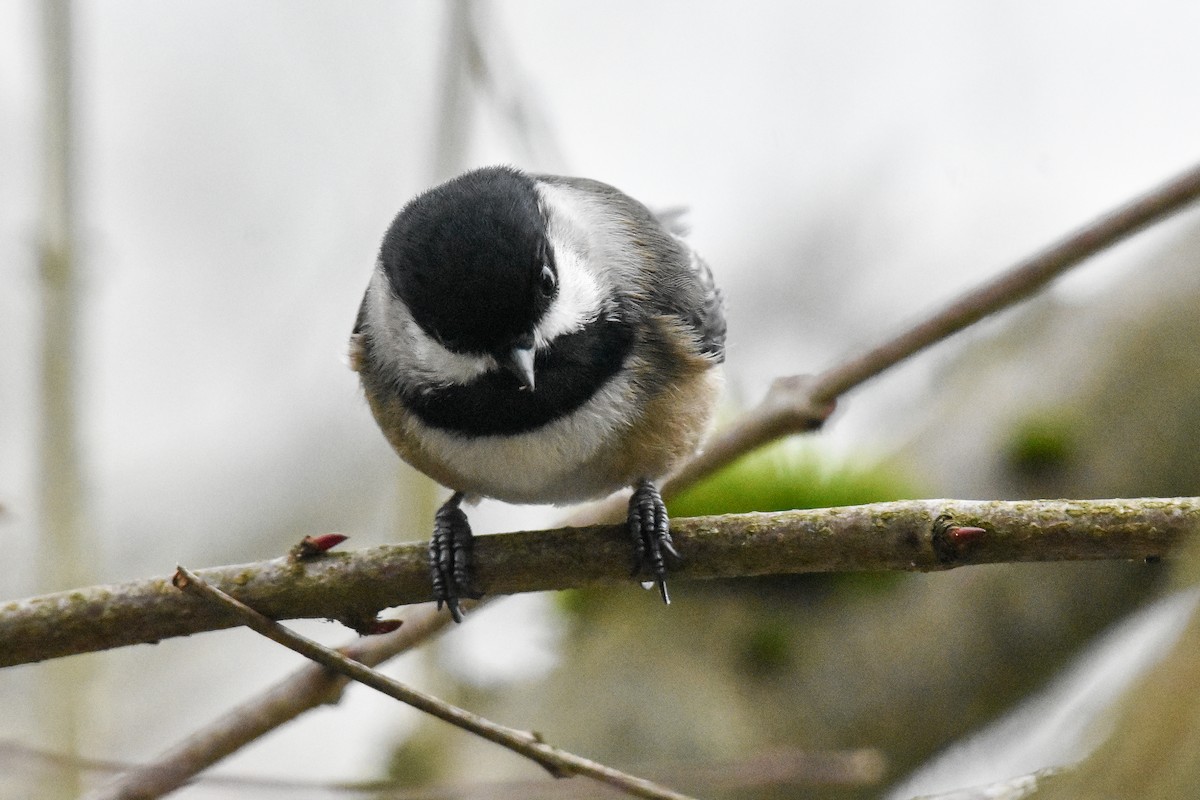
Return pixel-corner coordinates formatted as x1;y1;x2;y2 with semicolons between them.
679;243;726;363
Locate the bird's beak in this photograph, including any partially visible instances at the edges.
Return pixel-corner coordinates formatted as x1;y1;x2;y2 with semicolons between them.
507;345;536;391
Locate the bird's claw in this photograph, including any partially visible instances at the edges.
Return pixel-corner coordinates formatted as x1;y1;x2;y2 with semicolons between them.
430;492;481;622
628;479;679;604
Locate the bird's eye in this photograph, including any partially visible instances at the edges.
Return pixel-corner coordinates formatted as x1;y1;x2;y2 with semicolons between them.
538;264;557;297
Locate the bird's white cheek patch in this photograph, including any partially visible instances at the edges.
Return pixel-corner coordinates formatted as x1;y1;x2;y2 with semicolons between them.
408;329;497;386
534;182;609;348
366;270;496;385
534;248;604;348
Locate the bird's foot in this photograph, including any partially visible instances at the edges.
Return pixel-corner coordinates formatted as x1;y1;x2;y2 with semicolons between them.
429;492;481;622
628;478;679;604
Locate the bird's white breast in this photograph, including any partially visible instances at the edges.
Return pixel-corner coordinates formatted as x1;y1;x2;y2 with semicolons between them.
401;369;642;504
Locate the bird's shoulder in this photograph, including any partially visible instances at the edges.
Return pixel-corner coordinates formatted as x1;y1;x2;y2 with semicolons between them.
535;174;726;363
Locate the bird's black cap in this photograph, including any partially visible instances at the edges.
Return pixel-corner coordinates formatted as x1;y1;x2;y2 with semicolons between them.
380;166;558;356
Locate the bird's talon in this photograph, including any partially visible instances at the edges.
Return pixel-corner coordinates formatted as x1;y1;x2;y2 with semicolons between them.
627;479;677;604
661;537;680;561
429;492;477;622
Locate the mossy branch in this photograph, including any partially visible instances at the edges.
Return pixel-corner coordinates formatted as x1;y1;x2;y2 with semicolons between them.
3;497;1195;669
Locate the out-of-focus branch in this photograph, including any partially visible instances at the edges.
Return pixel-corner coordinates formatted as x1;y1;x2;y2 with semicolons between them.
160;567;698;800
662;161;1200;497
432;0;566;182
4;498;1196;669
78;603;454;800
4;738;883;799
38;0;83;586
37;3;87;798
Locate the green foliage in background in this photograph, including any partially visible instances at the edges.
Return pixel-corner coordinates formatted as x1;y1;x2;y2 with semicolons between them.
1004;411;1077;478
667;437;918;518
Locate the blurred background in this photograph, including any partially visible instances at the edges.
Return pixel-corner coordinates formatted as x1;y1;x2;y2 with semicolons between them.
3;1;1200;798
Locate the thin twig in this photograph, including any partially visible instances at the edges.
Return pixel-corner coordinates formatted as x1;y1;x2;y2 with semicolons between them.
166;567;698;800
81;602;456;800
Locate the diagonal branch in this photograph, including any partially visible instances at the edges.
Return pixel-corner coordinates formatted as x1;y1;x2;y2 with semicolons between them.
662;161;1200;496
79;602;456;800
4;498;1198;669
167;566;699;800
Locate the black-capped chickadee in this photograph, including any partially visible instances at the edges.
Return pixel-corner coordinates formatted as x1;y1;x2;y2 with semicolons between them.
350;166;726;622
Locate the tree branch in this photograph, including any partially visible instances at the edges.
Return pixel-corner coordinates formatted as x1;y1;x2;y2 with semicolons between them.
148;567;698;800
4;498;1196;668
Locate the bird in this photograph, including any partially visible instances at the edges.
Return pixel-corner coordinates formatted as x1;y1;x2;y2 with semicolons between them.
349;165;726;622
